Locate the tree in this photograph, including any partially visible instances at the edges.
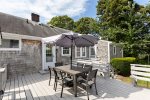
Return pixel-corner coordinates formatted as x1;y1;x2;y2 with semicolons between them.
48;15;74;30
74;17;99;35
97;0;150;57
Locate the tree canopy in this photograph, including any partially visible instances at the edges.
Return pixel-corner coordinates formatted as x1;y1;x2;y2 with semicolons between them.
97;0;150;57
48;16;99;35
47;15;74;30
74;17;99;34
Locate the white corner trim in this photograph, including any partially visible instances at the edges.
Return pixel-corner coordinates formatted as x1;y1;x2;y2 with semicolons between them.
2;32;42;40
42;41;45;70
108;42;110;63
61;47;71;56
122;49;124;57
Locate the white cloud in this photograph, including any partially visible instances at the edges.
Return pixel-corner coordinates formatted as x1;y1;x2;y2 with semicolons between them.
0;0;89;23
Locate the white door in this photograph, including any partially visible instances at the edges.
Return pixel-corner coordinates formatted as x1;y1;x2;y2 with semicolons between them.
42;44;56;70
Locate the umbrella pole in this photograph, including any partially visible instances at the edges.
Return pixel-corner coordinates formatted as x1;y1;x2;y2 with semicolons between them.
71;37;73;69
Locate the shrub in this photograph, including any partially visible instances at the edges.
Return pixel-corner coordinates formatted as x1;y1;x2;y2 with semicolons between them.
110;57;136;76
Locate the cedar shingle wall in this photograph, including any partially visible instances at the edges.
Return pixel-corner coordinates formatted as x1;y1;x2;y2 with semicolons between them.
0;39;42;78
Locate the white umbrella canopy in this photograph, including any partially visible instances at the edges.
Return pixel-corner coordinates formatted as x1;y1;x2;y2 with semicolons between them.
42;31;99;68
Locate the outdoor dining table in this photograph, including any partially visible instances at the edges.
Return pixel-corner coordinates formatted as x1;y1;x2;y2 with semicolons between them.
54;65;89;97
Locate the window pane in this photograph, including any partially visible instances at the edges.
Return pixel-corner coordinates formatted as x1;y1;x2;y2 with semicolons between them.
82;47;86;56
76;47;80;57
0;39;19;48
63;47;69;54
46;45;53;62
91;47;95;56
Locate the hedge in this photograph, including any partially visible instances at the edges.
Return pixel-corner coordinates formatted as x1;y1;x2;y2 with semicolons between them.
110;57;136;76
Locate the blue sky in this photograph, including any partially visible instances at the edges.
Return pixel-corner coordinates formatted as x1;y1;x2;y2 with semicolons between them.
0;0;149;23
75;0;149;20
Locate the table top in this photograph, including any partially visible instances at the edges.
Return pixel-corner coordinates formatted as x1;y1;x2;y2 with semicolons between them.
54;65;88;75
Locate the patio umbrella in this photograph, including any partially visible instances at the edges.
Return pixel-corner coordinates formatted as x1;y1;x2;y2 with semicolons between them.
42;31;99;68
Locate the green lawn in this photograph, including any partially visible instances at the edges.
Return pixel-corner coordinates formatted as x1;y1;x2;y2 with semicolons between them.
116;75;150;88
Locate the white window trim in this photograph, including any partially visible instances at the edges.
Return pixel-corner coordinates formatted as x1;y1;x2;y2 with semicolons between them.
0;37;21;51
89;46;96;58
113;46;116;55
61;47;71;56
75;46;87;58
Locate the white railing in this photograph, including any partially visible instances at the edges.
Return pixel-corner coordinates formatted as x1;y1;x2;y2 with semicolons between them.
130;64;150;86
73;59;114;78
0;64;7;98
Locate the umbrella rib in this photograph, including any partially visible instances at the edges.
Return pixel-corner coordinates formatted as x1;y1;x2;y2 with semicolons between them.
65;35;72;40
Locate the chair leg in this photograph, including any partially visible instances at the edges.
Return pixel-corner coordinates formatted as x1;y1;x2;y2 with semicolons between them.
55;81;58;91
53;82;56;90
94;83;98;95
53;78;57;90
86;86;89;100
49;69;51;86
61;82;64;98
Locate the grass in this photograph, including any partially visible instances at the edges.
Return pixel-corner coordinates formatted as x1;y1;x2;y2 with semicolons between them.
116;75;150;88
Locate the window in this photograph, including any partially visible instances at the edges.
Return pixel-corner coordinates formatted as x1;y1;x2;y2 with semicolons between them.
82;47;86;57
46;45;53;62
0;39;21;50
61;47;70;56
113;46;116;55
76;47;80;57
75;47;86;58
90;46;95;57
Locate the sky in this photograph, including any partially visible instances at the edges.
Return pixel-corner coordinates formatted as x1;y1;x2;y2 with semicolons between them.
0;0;149;23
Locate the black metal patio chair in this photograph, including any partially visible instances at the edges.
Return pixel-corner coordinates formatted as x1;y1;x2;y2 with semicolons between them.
48;62;63;85
78;69;98;100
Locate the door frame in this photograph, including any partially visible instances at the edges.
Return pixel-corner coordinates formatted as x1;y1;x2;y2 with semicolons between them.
42;42;56;70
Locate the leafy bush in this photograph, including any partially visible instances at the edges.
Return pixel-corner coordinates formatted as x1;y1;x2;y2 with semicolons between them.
110;57;136;76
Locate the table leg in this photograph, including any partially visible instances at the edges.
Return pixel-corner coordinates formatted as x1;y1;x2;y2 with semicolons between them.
73;75;77;97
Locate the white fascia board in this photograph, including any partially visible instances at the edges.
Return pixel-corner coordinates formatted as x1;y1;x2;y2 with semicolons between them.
100;40;112;44
2;32;42;40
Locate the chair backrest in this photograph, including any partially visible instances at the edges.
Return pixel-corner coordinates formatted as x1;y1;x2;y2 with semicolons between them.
87;69;98;81
55;62;63;67
52;68;63;79
77;63;84;68
84;65;93;72
52;68;58;77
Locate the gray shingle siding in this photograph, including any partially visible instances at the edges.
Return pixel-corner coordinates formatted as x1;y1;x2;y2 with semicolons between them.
0;39;42;78
109;44;123;60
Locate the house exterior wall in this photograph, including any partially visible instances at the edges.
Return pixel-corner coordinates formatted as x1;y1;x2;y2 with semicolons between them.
109;44;123;60
56;46;90;65
0;39;42;78
96;40;109;63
